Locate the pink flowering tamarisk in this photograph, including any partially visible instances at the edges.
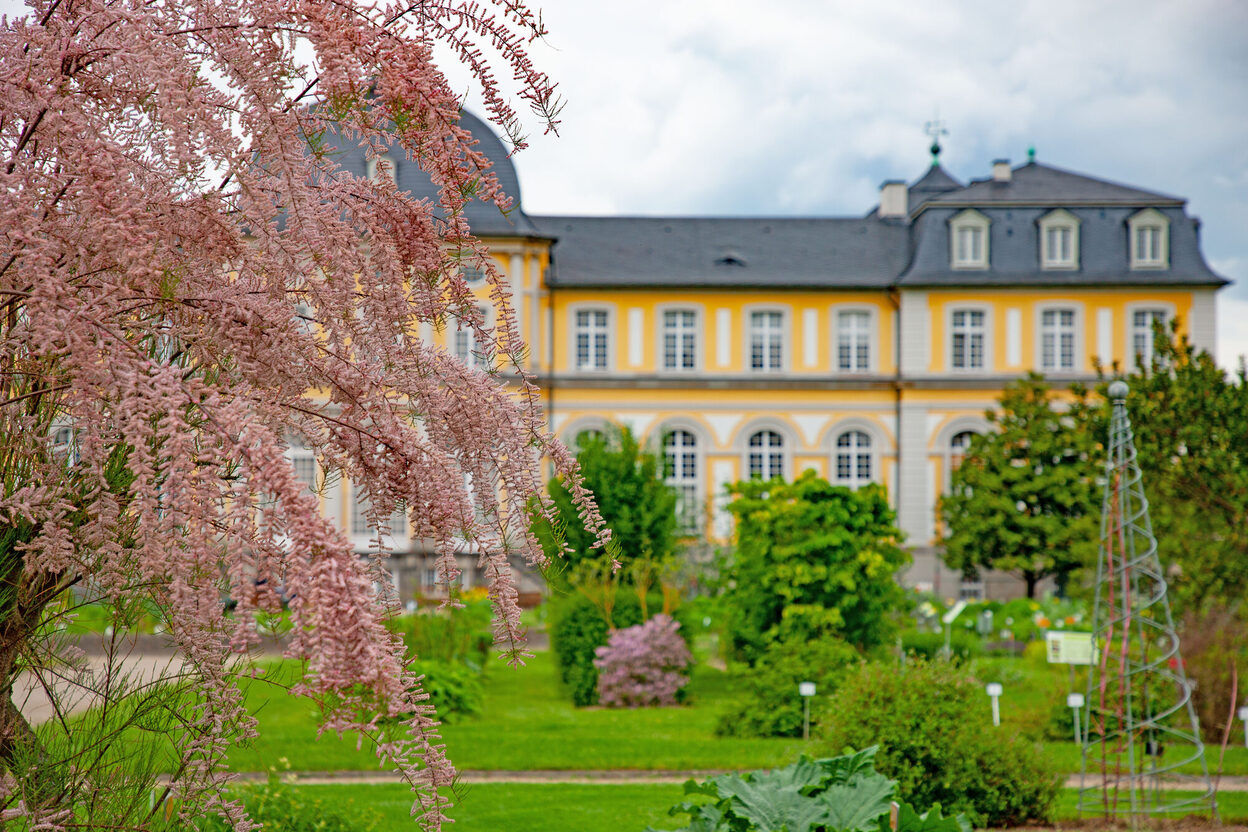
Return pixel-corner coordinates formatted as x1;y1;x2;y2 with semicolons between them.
0;0;609;827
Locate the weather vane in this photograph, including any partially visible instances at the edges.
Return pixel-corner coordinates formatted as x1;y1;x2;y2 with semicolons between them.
924;117;948;166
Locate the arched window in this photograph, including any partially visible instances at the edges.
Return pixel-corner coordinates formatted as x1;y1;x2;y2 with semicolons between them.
747;430;785;480
665;430;700;534
835;430;872;488
950;430;977;471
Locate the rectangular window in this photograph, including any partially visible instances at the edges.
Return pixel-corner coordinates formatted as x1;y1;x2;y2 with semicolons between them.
662;310;697;370
352;485;406;538
452;306;488;369
574;309;610;370
1044;227;1074;266
950;309;986;370
1040;308;1076;370
955;227;983;264
837;311;871;372
1135;227;1162;264
1132;308;1168;366
749;311;784;371
291;454;317;493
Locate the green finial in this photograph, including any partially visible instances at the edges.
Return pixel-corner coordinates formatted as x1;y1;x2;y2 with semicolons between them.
925;118;948;167
1027;145;1036;164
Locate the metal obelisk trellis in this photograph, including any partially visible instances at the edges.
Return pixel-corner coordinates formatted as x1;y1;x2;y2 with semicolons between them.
1077;380;1216;823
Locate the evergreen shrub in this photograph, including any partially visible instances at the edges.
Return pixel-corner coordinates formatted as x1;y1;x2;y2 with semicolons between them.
594;614;692;707
716;636;859;738
823;658;1061;827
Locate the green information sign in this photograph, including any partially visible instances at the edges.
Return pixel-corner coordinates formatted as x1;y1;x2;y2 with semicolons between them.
1045;631;1095;665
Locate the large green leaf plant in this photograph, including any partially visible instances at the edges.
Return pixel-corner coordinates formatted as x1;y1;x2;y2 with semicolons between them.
649;747;968;832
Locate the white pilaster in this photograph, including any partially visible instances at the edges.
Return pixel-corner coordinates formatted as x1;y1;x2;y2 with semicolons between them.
1006;308;1022;367
1189;289;1217;358
715;308;731;367
1096;307;1113;366
802;308;818;368
899;291;930;376
898;404;933;544
627;307;644;367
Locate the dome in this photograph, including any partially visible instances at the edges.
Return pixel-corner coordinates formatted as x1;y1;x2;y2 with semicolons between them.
324;108;539;237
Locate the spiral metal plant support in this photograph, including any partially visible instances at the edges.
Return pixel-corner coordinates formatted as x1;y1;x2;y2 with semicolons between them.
1077;381;1216;823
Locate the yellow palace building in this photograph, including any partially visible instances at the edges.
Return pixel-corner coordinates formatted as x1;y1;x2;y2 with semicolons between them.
331;114;1226;601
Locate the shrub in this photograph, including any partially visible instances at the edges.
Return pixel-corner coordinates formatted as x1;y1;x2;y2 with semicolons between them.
899;630;980;662
388;596;492;670
723;472;909;664
716;636;860;738
549;591;690;706
203;771;382;831
1182;606;1248;742
650;747;969;832
594;614;692;707
823;658;1061;827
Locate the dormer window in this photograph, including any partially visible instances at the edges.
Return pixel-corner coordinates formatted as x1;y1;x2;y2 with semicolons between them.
1038;209;1079;270
366;154;397;185
1128;208;1169;269
950;210;990;269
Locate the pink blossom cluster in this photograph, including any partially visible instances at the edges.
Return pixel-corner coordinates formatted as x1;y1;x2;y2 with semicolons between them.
593;615;693;708
0;0;608;827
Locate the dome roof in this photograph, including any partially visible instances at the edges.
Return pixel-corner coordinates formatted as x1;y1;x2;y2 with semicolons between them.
324;109;540;237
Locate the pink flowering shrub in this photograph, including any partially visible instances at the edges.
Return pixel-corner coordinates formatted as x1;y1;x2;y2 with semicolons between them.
593;614;692;708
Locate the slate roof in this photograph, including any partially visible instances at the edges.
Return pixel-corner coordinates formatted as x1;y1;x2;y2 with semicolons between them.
533;216;912;289
322;110;543;237
921;162;1185;209
908;164;964;213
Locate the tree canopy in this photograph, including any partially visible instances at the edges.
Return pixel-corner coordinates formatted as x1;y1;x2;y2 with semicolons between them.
723;471;908;662
535;426;676;583
1092;332;1248;611
0;0;603;826
939;374;1101;598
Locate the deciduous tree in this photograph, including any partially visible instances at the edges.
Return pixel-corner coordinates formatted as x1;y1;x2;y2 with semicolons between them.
0;0;605;827
939;374;1099;598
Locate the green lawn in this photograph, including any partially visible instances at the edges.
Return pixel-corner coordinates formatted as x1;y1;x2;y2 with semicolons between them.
275;784;1248;832
228;650;1248;775
229;651;807;772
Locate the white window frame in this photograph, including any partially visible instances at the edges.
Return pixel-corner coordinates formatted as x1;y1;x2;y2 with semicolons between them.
946;304;992;372
738;423;793;481
569;304;614;372
286;437;319;494
833;430;874;489
745;306;789;373
657;305;702;373
831;305;876;374
365;154;397;185
1126;301;1174;368
1128;208;1170;270
1035;302;1083;372
936;418;990;492
1038;209;1080;270
950;209;990;270
452;304;492;369
351;483;407;542
663;427;704;535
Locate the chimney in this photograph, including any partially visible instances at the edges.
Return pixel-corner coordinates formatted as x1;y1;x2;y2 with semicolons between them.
879;180;908;220
992;159;1011;183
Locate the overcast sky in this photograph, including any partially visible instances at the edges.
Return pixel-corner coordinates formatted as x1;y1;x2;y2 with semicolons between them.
6;0;1246;363
440;0;1248;368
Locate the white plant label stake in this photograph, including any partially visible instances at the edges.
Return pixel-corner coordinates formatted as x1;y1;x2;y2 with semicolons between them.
986;682;1003;727
1068;693;1086;745
799;682;816;740
1239;705;1248;750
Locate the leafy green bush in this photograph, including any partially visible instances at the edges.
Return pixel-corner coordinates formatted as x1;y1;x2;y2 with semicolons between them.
549;592;691;706
723;472;909;665
898;631;980;662
716;636;859;738
409;659;484;722
203;772;382;831
648;747;968;832
388;597;492;670
823;659;1061;827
